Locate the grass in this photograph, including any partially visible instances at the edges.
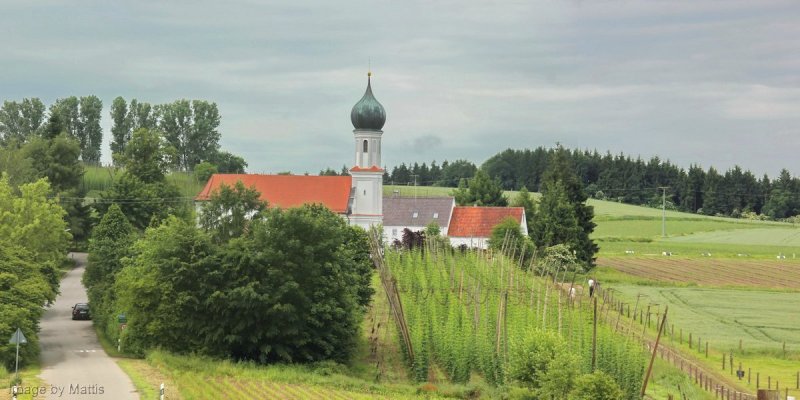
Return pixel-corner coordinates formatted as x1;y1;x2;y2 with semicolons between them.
82;165;206;199
646;358;716;400
607;284;800;398
136;350;473;400
0;364;45;400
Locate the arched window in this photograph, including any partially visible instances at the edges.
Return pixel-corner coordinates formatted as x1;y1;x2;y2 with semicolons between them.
363;139;368;152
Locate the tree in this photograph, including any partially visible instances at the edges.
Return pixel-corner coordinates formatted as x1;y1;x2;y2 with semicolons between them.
452;169;507;206
84;204;136;341
0;98;45;144
99;173;185;230
79;96;103;164
536;147;597;267
109;97;131;161
512;186;535;233
211;150;247;173
198;181;266;244
49;96;104;163
115;205;373;363
438;159;477;187
117;128;174;184
530;181;581;260
22;134;84;193
158;99;221;170
488;217;524;253
194;161;218;182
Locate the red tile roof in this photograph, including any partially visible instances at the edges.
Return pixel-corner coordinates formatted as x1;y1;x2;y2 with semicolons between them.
195;174;352;213
448;206;525;237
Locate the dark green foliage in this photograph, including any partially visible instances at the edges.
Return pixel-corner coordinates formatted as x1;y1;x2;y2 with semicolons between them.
453;169;508;206
530;181;581;253
387;145;800;218
534;148;597;268
111;205;373;363
98;172;186;230
84;204;136;344
198;181;266;244
22;134;84;193
100;128;188;229
211;150;247;173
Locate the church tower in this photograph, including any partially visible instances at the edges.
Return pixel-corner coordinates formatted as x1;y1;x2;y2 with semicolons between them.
349;72;385;229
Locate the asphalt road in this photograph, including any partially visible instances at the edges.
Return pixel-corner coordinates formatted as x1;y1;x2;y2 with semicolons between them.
38;253;139;400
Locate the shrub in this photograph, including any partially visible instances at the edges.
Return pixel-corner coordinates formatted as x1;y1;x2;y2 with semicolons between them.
506;329;580;398
569;371;623;400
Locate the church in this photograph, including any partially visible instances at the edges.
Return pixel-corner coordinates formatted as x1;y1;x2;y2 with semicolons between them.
195;73;526;248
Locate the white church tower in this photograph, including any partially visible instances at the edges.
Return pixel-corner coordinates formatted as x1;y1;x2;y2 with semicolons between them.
348;72;385;229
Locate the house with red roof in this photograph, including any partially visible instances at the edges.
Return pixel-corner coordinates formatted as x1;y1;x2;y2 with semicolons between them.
448;205;528;249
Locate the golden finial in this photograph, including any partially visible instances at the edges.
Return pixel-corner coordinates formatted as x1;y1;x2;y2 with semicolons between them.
368;58;372;77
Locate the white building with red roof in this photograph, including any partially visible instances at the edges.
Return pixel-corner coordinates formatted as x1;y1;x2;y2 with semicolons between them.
195;73;386;230
448;205;528;249
195;73;528;247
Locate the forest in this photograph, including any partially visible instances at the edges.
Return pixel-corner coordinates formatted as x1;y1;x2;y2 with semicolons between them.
381;147;800;220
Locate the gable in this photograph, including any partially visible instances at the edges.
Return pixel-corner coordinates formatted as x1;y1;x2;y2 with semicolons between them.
195;174;353;214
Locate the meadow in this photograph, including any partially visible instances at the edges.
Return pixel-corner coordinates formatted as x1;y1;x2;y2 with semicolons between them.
82;165;206;199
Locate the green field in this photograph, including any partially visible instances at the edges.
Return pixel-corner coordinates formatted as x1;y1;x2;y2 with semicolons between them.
82;165;206;199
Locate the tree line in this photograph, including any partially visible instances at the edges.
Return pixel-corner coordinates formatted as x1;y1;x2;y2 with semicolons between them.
382;146;800;220
1;96;245;174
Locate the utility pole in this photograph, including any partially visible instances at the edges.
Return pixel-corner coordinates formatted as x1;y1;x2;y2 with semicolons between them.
658;187;669;237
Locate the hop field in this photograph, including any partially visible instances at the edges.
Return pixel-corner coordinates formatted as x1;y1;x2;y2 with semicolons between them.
383;247;646;398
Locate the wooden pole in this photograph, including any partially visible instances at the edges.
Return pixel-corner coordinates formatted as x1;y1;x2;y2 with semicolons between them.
641;305;669;397
592;296;597;372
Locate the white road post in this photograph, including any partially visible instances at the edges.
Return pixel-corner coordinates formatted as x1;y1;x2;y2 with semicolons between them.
160;383;165;400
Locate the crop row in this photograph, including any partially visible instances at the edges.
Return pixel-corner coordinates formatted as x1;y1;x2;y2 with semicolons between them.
385;249;647;399
600;257;800;288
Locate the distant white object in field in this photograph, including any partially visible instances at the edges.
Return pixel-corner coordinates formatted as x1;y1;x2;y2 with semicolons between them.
662;251;671;256
701;252;711;257
777;254;786;259
736;253;749;257
625;250;635;254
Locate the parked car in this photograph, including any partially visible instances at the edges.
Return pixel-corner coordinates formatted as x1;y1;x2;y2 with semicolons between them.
72;303;91;320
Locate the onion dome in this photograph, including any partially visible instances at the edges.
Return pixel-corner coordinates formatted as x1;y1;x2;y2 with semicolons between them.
350;72;386;130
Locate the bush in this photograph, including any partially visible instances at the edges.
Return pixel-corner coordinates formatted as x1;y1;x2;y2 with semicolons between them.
193;161;218;182
569;371;623;400
506;329;579;398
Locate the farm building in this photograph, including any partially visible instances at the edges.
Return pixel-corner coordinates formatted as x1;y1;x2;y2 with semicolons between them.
448;206;528;249
383;196;456;242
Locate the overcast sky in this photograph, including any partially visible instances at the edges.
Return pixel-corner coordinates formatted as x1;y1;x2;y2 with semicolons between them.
2;1;799;178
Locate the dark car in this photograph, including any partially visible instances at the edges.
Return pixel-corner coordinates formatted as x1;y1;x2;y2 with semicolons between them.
72;303;91;320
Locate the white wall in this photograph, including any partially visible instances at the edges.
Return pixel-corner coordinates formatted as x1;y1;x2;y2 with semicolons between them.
449;237;489;249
